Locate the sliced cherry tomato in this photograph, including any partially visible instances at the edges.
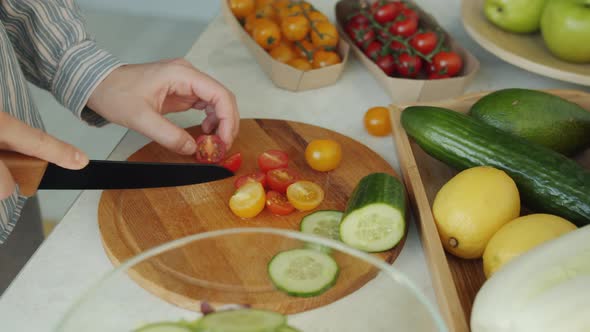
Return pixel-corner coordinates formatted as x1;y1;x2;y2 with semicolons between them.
220;152;242;172
280;15;310;42
267;168;299;193
432;51;463;77
229;182;266;219
388;13;418;37
364;106;392;136
375;54;396;76
234;170;267;189
286;181;325;211
305;139;342;172
266;190;295;215
195;135;226;164
364;40;383;61
312;50;341;69
410;31;438;55
258;149;289;172
373;2;403;24
397;53;423;78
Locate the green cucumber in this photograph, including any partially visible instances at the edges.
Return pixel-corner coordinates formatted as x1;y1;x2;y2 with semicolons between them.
469;88;590;155
268;248;338;297
300;210;343;253
194;309;286;332
401;106;590;227
135;322;193;332
339;173;406;252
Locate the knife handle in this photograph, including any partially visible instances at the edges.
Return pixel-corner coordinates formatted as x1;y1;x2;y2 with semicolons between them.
0;151;48;197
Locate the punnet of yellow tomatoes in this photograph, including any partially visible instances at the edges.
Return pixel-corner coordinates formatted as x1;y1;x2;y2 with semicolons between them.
229;0;343;71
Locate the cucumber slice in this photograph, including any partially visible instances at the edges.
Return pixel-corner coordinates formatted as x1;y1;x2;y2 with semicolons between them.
135;322;193;332
194;309;286;332
268;248;339;297
339;173;406;252
300;210;343;253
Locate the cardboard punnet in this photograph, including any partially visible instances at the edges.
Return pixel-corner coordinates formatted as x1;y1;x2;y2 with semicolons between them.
222;0;351;92
335;0;480;103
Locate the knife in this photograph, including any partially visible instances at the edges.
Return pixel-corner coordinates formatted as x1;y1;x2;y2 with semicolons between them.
0;151;234;196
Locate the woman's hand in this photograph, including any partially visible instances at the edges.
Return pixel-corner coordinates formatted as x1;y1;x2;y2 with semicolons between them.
0;112;88;199
87;58;240;154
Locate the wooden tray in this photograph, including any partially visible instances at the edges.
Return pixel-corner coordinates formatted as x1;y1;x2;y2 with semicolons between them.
390;90;590;331
98;119;406;315
462;0;590;87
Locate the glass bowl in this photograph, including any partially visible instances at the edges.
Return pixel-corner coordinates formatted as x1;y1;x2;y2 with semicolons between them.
55;228;446;332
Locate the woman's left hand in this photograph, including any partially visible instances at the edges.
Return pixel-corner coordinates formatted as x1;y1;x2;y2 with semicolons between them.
87;58;240;154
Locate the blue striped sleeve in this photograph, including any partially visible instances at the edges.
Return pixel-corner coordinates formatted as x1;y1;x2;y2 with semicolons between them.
0;0;124;126
0;187;27;244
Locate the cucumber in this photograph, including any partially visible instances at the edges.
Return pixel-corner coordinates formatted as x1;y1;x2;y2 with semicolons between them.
339;173;406;252
268;248;338;297
300;210;343;253
469;88;590;155
401;106;590;227
194;309;286;332
135;323;193;332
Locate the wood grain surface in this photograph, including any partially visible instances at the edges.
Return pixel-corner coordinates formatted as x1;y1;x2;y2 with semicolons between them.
99;119;406;315
462;0;590;86
391;89;590;332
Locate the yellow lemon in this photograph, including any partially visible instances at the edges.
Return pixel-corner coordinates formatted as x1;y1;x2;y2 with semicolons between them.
483;214;576;278
433;166;520;259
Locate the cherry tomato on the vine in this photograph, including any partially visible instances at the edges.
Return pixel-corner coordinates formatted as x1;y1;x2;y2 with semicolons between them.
397;53;423;78
410;32;438;55
373;2;403;24
431;51;463;77
375;54;396;76
389;15;418;37
364;40;383;60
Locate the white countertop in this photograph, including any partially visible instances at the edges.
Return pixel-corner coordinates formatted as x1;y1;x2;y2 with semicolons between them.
0;0;586;331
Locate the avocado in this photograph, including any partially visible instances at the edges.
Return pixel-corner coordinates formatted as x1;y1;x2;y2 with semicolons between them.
469;88;590;156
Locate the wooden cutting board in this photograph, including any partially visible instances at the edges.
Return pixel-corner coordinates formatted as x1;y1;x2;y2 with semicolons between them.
98;119;406;314
391;90;590;332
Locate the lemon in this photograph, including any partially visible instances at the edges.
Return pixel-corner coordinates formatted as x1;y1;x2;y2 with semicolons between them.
483;214;576;278
433;166;520;259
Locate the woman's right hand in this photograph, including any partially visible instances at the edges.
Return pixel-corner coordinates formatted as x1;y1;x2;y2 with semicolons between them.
0;111;88;199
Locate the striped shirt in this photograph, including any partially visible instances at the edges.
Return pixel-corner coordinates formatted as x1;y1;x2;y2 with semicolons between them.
0;0;122;243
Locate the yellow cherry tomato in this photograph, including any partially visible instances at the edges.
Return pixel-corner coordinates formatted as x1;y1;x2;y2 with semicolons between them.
305;139;342;171
286;181;325;211
364;106;392;136
229;182;266;218
311;22;339;49
287;57;312;71
252;18;281;50
281;14;310;41
230;0;255;19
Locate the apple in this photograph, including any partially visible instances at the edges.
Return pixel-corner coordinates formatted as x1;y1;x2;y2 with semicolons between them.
484;0;548;33
541;0;590;63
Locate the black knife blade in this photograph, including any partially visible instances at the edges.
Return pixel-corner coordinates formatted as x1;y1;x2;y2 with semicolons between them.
37;160;234;190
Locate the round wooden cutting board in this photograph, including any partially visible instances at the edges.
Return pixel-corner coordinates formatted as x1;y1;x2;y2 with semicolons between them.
98;119;406;314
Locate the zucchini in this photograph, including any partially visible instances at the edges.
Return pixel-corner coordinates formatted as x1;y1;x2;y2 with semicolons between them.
401;106;590;227
194;309;286;332
339;173;406;252
268;248;338;297
300;210;343;253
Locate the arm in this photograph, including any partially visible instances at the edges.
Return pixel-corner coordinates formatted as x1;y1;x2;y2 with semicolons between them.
0;0;123;126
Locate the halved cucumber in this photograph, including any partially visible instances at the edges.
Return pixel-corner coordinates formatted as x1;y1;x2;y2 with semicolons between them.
300;210;343;253
135;322;193;332
194;309;286;332
339;173;406;252
268;248;339;297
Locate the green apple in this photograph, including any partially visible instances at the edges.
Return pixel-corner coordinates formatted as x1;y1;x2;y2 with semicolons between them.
541;0;590;63
484;0;548;33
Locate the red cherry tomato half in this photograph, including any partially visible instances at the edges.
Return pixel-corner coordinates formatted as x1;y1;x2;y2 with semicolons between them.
432;51;463;77
267;168;299;194
220;152;242;172
373;2;402;24
375;54;396;76
257;149;289;172
410;31;438;55
266;190;295;216
195;135;226;164
397;53;423;78
234;170;267;189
